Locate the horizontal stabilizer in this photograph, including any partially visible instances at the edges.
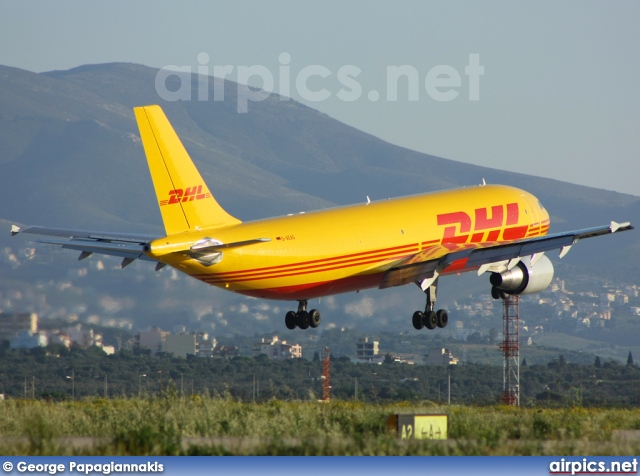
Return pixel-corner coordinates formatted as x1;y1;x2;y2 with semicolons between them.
13;226;160;264
33;238;154;262
14;226;157;243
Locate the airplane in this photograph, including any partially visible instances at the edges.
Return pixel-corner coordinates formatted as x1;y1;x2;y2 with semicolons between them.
11;105;633;331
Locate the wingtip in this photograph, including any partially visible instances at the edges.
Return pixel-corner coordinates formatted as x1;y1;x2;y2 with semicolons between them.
610;221;632;233
10;225;20;236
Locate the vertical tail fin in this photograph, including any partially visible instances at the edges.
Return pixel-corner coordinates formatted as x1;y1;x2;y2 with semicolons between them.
134;105;241;235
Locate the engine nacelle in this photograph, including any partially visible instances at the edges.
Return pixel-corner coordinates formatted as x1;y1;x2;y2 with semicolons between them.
489;255;554;295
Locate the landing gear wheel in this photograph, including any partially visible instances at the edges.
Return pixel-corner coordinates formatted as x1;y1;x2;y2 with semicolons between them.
491;286;501;300
297;311;310;330
436;309;448;328
412;311;424;330
491;286;508;300
309;309;321;328
423;310;437;330
285;311;297;330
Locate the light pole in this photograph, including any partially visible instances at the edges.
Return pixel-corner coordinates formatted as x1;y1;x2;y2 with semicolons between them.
156;370;162;396
592;375;602;405
139;374;147;398
373;372;378;403
66;369;75;402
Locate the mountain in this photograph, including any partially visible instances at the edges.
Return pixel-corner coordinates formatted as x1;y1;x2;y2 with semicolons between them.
0;62;638;347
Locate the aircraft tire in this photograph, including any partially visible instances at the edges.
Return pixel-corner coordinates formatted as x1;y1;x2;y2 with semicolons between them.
423;310;437;330
491;286;502;300
436;309;448;328
412;311;424;330
309;309;321;328
297;311;310;330
491;286;509;301
285;311;297;330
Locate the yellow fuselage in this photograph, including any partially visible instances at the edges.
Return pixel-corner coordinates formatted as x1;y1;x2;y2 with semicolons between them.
146;184;549;301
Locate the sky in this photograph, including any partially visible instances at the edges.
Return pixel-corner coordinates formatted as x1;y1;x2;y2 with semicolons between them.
1;1;639;196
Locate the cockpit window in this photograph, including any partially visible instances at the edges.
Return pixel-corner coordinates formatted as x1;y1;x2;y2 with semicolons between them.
537;200;546;211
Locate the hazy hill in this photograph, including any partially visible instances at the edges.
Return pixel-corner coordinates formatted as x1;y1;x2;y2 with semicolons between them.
0;62;638;347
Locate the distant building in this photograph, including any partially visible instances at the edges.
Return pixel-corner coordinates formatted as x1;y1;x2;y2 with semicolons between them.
424;348;459;366
136;328;236;359
195;332;218;358
164;333;197;358
65;324;99;348
350;355;384;365
616;294;629;305
253;336;302;360
212;344;239;360
10;331;48;349
48;333;72;349
356;337;379;361
0;312;38;341
137;327;169;354
100;345;116;355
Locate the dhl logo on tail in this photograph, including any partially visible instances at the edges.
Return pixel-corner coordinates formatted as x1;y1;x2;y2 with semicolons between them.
159;185;211;206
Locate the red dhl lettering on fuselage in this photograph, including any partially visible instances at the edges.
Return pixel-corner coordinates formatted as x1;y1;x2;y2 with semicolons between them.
159;185;211;206
436;202;547;244
192;203;549;286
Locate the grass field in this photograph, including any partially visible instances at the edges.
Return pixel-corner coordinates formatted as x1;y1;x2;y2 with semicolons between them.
2;395;640;455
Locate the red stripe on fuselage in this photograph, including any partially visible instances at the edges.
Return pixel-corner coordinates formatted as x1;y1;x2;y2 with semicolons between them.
202;252;417;284
235;256;478;301
193;243;419;280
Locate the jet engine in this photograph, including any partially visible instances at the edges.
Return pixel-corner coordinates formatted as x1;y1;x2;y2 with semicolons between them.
490;255;554;296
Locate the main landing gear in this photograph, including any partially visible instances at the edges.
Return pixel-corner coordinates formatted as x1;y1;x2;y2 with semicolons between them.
412;278;448;330
285;300;321;330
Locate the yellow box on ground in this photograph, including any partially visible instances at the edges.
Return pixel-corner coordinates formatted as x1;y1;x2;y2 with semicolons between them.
387;414;448;440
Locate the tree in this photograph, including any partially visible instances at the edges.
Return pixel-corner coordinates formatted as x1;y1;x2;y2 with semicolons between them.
594;356;602;368
312;351;320;362
627;351;634;366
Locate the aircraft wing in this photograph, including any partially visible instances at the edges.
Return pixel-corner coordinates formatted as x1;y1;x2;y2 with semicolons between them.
380;221;633;289
11;225;159;268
